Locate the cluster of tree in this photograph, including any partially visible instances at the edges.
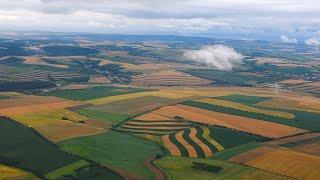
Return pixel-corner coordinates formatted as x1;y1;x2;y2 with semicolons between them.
192;162;223;173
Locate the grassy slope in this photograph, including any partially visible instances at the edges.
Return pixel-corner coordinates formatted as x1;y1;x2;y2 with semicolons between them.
213;142;262;161
209;126;268;149
59;130;163;179
40;86;147;101
0;95;9;99
216;94;271;105
76;108;130;125
155;156;289;180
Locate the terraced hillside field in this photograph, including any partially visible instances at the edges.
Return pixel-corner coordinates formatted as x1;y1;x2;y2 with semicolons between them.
118;119;194;135
162;126;267;158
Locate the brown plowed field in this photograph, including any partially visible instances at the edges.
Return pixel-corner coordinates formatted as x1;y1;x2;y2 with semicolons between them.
135;113;174;121
175;131;197;157
161;135;181;156
36;121;107;142
189;128;213;157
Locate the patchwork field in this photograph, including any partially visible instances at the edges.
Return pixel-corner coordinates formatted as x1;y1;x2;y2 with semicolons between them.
131;70;212;86
88;96;179;115
88;74;111;84
184;99;320;132
0;95;107;142
59;130;163;179
40;86;146;101
194;98;295;119
153;104;305;138
0;116;121;179
230;146;320;179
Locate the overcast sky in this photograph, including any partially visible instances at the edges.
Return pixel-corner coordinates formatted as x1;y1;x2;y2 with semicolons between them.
0;0;319;41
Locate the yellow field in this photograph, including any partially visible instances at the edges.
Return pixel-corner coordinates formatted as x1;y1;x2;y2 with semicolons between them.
0;100;84;117
258;96;320;113
0;164;39;179
202;127;224;151
23;56;69;68
244;147;320;179
195;98;295;119
11;109;88;127
87;90;194;105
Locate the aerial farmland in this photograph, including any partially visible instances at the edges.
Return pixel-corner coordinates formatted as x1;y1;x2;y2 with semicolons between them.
0;31;320;180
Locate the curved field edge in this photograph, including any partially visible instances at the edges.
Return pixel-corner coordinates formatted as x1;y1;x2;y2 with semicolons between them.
58;130;164;179
0;164;39;180
0;116;122;179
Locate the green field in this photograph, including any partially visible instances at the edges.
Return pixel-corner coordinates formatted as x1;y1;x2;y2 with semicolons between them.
59;130;163;179
281;136;320;148
182;101;320;131
88;96;174;115
155;156;289;180
208;126;268;149
214;142;262;160
75;108;130;125
0;95;9;99
216;94;271;105
0;116;121;179
40;86;147;101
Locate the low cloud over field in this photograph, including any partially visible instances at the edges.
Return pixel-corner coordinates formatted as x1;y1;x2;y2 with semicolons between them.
184;45;243;71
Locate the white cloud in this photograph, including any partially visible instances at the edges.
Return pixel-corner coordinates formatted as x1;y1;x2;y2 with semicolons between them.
0;0;320;39
184;45;243;71
305;37;320;46
280;35;297;43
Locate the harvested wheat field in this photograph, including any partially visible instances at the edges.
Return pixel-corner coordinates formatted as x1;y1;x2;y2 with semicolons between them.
1;100;84;117
0;95;66;109
36;121;107;142
265;133;320;146
154;104;306;138
194;98;295;119
88;74;111;84
87;90;194;105
134;113;174;121
292;141;320;156
131;70;212;86
258;96;320;113
0;164;39;179
231;146;320;180
23;56;68;68
161;135;182;156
